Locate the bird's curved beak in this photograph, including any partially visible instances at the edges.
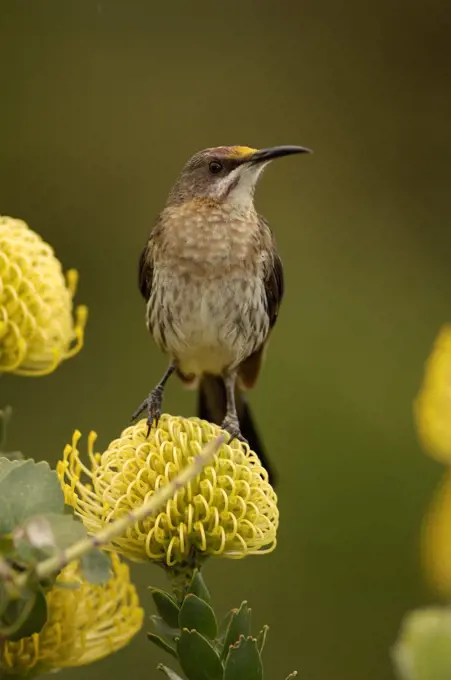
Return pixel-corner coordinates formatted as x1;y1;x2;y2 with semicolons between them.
245;145;312;165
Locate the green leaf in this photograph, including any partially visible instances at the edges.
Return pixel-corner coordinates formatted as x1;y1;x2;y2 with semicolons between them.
157;664;185;680
150;588;181;629
80;549;111;584
177;628;223;680
147;633;178;659
0;587;48;640
224;636;262;680
257;625;269;654
10;587;48;641
22;513;85;550
13;513;87;569
180;594;217;640
188;570;211;604
221;601;251;660
218;610;234;642
0;450;24;462
0;461;64;533
0;457;25;483
150;614;180;641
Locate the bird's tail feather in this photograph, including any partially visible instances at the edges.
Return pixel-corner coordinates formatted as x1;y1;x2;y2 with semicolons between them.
197;374;276;485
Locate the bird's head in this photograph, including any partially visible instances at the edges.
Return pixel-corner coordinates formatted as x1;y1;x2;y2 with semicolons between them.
166;145;311;211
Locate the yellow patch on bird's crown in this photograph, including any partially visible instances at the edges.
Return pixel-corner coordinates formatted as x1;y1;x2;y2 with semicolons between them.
228;146;257;158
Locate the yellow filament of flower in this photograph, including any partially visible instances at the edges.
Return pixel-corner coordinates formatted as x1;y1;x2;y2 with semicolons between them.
1;555;142;674
167;536;178;565
179;523;186;554
57;416;278;564
211;527;226;555
187;503;194;535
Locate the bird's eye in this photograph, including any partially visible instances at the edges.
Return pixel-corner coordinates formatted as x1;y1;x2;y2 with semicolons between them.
209;160;223;174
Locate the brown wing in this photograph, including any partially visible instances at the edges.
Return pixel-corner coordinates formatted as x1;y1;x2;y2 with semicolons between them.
259;215;285;328
138;244;153;301
265;249;284;330
139;218;163;302
239;218;284;389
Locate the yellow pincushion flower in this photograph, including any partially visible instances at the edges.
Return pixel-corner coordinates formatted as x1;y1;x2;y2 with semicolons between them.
422;470;451;598
57;415;279;565
415;325;451;463
0;215;87;376
0;553;143;676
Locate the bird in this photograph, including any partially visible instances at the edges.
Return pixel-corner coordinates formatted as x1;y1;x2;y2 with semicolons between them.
132;144;311;483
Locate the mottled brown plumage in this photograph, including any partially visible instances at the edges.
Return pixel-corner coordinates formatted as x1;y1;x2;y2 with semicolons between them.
133;144;310;483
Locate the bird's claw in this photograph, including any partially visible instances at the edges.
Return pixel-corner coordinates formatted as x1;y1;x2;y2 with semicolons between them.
131;387;163;438
220;416;248;447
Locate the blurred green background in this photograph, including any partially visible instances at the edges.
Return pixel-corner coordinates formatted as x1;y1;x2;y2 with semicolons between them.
1;1;451;678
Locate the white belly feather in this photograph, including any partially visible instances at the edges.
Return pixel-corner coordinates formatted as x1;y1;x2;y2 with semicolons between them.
148;272;268;376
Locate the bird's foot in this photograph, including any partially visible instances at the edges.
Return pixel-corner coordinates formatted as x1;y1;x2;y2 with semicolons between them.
131;386;164;437
220;415;249;447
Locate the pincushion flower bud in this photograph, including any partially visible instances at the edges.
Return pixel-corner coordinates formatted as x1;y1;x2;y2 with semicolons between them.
57;415;279;566
415;325;451;463
393;607;451;680
0;216;87;376
0;554;143;676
